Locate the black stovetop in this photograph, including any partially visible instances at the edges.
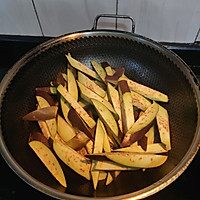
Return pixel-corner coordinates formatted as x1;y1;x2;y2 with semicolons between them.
0;35;200;200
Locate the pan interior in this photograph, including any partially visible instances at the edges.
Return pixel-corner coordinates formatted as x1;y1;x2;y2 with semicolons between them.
0;34;198;198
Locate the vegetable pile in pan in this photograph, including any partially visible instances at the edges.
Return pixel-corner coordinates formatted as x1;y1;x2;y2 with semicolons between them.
23;53;171;190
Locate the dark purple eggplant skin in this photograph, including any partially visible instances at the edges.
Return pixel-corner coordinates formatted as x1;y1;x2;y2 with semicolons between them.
29;132;51;148
85;153;110;162
105;68;125;82
23;106;57;121
36;87;53;94
110;171;118;180
36;87;51;94
52;72;66;87
121;120;155;148
138;135;148;151
68;108;94;140
101;62;110;68
66;130;90;151
85;109;96;138
118;79;130;94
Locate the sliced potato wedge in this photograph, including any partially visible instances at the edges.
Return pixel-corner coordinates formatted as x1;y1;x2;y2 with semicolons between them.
127;102;159;134
90;60;106;82
121;101;159;147
91;99;119;143
67;68;78;101
29;140;67;187
60;95;71;125
38;120;51;139
36;96;57;138
156;105;171;150
53;139;91;180
114;143;167;153
105;152;168;168
94;160;138;171
57;84;96;128
118;80;135;134
91;119;105;190
66;55;101;81
57;114;76;143
122;76;168;102
78;71;106;98
107;83;123;133
131;91;151;111
77;81;116;114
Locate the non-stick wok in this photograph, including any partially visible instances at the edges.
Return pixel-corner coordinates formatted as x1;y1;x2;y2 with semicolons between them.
0;15;200;200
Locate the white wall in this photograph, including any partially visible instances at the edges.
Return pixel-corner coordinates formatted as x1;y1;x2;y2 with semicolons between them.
0;0;42;35
118;0;200;42
0;0;200;42
33;0;116;36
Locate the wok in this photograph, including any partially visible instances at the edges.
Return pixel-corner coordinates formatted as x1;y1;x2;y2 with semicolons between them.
0;15;200;199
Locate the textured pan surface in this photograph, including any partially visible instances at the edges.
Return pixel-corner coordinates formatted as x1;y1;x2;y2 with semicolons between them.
0;30;199;199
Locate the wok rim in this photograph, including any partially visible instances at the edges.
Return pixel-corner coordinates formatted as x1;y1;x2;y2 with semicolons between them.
0;29;200;200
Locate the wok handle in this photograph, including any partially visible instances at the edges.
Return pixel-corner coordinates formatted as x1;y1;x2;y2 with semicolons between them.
92;14;135;33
